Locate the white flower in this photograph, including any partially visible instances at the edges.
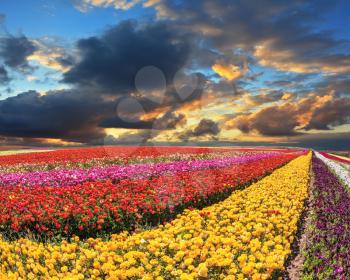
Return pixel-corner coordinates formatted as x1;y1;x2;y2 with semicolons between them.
315;152;350;189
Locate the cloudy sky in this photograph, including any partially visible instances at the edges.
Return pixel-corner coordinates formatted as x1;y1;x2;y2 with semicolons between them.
0;0;350;149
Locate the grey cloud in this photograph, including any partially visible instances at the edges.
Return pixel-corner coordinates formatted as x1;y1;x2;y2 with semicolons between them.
0;65;10;84
153;111;186;130
0;35;37;72
0;90;114;142
149;0;350;74
230;105;301;137
304;97;350;130
193;119;220;136
63;20;190;93
180;118;220;141
101;110;186;131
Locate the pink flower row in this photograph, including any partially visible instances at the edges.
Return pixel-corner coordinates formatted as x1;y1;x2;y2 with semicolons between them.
0;152;300;187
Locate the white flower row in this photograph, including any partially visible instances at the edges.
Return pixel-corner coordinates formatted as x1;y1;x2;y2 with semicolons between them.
315;151;350;189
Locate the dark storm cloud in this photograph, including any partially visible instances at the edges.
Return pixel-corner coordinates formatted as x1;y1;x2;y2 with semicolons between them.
105;71;208;119
0;90;114;142
180;119;220;140
0;65;10;84
0;35;37;72
193;119;220;136
149;0;350;74
57;54;76;68
230;105;301;137
311;74;350;96
99;71;205;132
0;19;197;144
100;116;153;130
153;111;186;130
101;110;186;131
304;97;350;130
155;0;300;46
226;93;350;137
63;20;190;93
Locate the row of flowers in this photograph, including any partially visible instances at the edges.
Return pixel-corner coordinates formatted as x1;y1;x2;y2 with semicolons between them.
315;152;350;190
0;150;249;174
319;152;350;165
331;151;350;160
0;153;298;239
0;153;311;279
302;155;350;279
0;149;53;156
0;146;237;167
0;152;294;187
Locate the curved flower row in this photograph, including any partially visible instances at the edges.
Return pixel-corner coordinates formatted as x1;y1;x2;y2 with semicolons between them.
0;153;311;279
302;156;350;279
319;152;350;165
0;152;292;187
0;153;298;239
315;152;350;189
328;153;350;162
332;151;350;159
0;150;249;174
0;146;237;166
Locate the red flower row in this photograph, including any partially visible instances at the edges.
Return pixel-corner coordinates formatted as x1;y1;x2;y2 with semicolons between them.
0;146;237;166
320;152;350;165
0;153;298;239
0;146;298;167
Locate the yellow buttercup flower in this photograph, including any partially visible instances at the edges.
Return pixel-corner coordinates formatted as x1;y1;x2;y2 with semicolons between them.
0;153;311;279
197;263;208;278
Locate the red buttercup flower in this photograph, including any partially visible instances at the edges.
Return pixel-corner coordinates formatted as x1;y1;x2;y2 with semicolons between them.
0;147;301;238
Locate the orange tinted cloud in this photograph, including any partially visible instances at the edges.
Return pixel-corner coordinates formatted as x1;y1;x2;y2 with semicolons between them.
225;92;350;136
254;40;350;74
212;63;242;81
28;39;72;72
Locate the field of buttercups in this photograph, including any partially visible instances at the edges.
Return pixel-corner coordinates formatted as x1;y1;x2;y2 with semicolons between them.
0;146;349;279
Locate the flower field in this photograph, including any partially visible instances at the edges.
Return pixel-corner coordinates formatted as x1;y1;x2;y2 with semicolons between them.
1;146;350;279
328;151;350;161
302;155;350;279
319;152;350;165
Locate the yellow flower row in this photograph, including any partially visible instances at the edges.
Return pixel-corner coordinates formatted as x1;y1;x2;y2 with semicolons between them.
0;153;311;280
